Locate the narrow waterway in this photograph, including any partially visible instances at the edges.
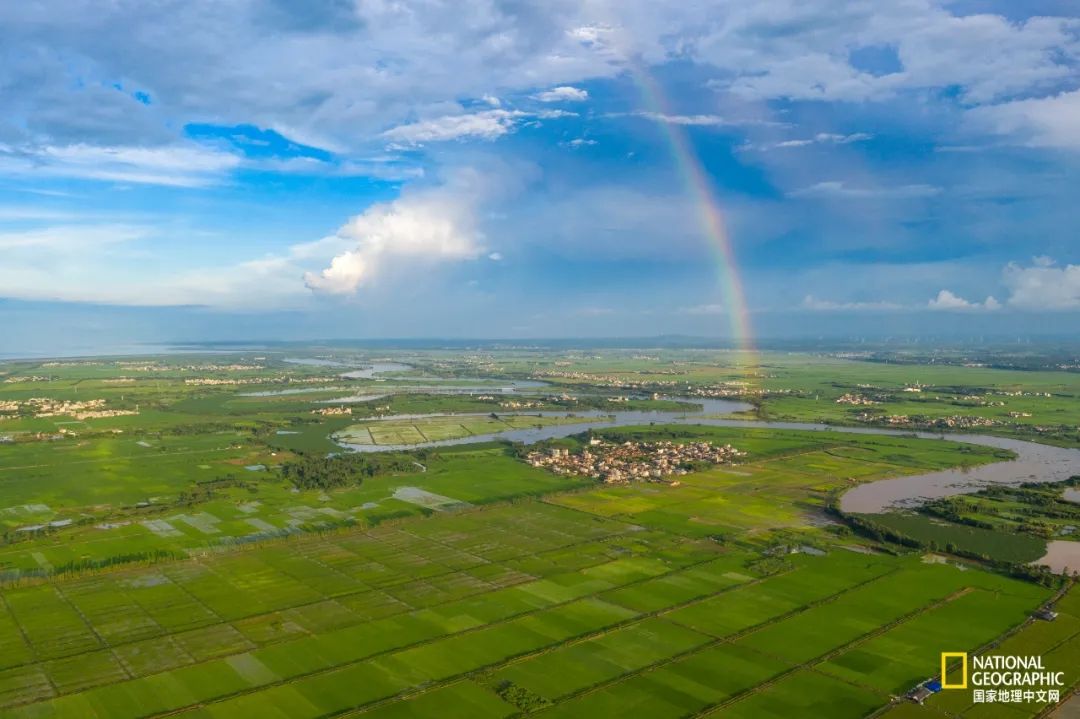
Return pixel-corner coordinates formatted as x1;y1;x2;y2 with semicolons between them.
325;363;1080;518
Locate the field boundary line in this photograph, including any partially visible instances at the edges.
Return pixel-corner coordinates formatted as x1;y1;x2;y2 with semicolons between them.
5;533;707;713
693;587;974;718
339;564;899;718
148;554;741;718
451;565;900;718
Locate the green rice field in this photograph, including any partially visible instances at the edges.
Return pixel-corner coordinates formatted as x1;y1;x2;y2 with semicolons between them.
1;349;1078;717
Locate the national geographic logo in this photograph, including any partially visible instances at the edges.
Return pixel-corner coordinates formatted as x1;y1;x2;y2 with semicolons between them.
941;652;968;689
940;653;1064;705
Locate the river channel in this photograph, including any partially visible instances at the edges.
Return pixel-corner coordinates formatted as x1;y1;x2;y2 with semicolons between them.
322;362;1080;567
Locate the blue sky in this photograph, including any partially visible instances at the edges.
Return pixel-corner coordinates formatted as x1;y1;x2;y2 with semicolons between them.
1;1;1079;350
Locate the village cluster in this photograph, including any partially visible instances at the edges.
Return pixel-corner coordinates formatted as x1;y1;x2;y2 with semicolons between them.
0;398;138;420
836;393;880;406
184;375;335;386
312;406;353;416
854;412;999;430
118;362;265;372
530;370;793;400
526;439;744;484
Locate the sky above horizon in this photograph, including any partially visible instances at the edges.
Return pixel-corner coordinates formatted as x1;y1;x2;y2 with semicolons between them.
2;0;1079;351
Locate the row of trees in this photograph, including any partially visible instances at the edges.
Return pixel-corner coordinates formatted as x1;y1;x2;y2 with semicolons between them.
826;502;1065;588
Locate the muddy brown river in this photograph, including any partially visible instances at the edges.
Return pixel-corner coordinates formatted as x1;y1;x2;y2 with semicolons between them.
324;364;1080;570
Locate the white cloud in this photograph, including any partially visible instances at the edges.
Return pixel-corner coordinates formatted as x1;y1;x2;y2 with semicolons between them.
0;220;318;309
254;156;425;182
691;4;1080;103
0;143;242;187
801;295;904;311
1003;257;1080;309
0;1;1076;161
967;89;1080;150
727;53;902;102
927;289;1000;311
631;112;729;127
753;132;873;151
789;181;941;199
678;303;727;315
535;86;588;102
381;110;527;146
0;223;148;251
305;168;503;295
301;251;370;296
567;24;612;48
380;106;575;147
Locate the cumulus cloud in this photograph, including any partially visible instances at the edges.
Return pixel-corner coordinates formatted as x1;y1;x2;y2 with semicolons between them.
694;3;1080;103
967;89;1080;150
1;1;1077;159
1003;256;1080;309
304;168;512;295
535;86;588;102
927;290;1001;311
789;181;941;199
903;258;1080;314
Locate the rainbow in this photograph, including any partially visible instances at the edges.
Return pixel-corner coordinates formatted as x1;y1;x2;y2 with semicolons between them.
627;66;756;363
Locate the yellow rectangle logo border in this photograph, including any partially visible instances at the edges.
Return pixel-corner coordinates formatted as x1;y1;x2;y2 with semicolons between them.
941;652;968;689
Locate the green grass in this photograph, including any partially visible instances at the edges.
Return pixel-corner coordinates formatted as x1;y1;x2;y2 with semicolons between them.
333;413;593;446
858;512;1049;563
1;348;1079;718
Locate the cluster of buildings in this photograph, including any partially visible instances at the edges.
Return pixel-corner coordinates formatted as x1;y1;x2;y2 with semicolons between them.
836;393;880;406
2;375;52;383
530;370;686;387
855;413;999;430
525;439;744;484
476;393;578;407
497;399;543;409
683;384;794;399
529;369;789;400
184;375;335;386
9;398;140;420
118;361;265;373
312;406;352;416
